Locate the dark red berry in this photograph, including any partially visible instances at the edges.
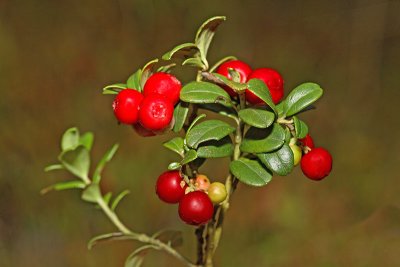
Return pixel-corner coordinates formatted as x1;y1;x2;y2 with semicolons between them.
156;171;186;204
299;134;315;149
112;89;143;124
139;94;174;131
246;68;284;104
301;147;332;181
216;60;252;97
143;72;182;105
178;191;214;225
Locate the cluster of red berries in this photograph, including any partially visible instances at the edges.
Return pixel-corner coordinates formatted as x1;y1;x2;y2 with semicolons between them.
155;171;227;225
112;72;182;136
216;59;284;104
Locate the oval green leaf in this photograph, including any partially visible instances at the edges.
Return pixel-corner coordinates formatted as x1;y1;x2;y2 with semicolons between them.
229;158;272;187
59;145;90;180
293;116;309;139
197;137;233;158
181;149;198;165
163;137;185;156
186;120;235;149
247;79;277;114
238;108;275;128
284;82;323;117
126;69;142;91
240;123;285;153
61;127;80;151
258;144;294;176
180;81;232;107
173;102;189;133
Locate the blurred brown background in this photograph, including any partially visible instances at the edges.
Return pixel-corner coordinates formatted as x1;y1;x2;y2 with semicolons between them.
1;0;400;266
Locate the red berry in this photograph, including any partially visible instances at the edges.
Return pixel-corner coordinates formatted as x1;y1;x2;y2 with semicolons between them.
139;94;174;131
299;134;315;149
143;72;182;105
178;191;214;225
156;171;186;204
112;89;143;124
301;147;332;181
216;60;252;97
132;123;156;137
246;68;284;104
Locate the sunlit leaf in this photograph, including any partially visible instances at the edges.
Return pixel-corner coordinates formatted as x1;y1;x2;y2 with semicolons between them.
230;158;272;187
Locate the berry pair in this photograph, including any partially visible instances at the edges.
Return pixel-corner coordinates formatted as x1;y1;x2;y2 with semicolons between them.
112;72;181;133
216;60;284;104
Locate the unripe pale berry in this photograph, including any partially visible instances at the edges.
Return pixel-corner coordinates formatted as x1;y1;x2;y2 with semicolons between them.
112;89;143;124
301;147;332;181
246;68;284;104
216;60;252;97
290;144;302;166
208;182;227;204
139;94;174;131
156;171;186;204
143;72;182;105
178;191;214;225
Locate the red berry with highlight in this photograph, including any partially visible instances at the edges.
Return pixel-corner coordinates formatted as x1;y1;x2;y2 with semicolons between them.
156;171;186;204
112;89;143;124
178;191;214;225
143;72;182;105
299;134;315;149
301;147;332;181
216;60;252;97
139;94;174;131
246;68;284;104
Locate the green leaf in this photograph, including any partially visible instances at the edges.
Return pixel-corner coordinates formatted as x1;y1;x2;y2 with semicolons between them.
61;127;80;151
162;43;198;60
197;137;233;158
111;190;130;211
247;79;277;114
152;230;183;247
240;123;285;153
140;59;159;89
238;108;275;128
181;149;197;165
44;164;64;172
157;63;176;73
180;81;232;107
40;180;86;194
93;144;119;184
284;127;291;143
102;83;126;94
125;245;157;267
81;184;101;203
126;69;142;91
293;116;308;139
198;104;237;120
195;16;226;67
163;137;185;156
173;102;189;133
276;102;285;117
187;114;206;134
283;82;323;117
182;57;206;69
88;232;136;250
213;73;247;91
168;162;181;170
103;192;113;205
59;145;90;180
186;120;235;149
79;132;94;151
230;158;272;187
258;144;294;176
209;56;237;73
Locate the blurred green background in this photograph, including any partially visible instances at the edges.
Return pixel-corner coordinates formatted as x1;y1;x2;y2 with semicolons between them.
1;0;400;266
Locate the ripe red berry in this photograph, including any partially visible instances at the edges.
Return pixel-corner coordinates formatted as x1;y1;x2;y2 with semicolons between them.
132;123;156;137
143;72;182;105
246;68;284;104
299;134;315;149
139;94;174;131
156;171;186;204
301;147;332;181
178;191;214;225
112;89;143;124
216;60;252;97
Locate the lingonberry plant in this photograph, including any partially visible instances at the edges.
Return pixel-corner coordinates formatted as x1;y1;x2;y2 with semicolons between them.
43;16;333;266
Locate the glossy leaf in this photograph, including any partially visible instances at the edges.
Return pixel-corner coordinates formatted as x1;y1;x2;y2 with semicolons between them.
79;132;94;151
40;180;86;194
168;162;181;170
162;43;198;60
230;158;272;187
209;56;238;73
111;190;130;211
240;123;285;153
238;108;275;128
247;79;277;114
182;57;205;69
213;73;247;91
88;232;136;250
140;59;159;89
181;149;197;165
187;113;206;134
198;104;237;120
126;69;142;91
197;137;233;158
103;83;126;94
125;245;157;267
152;230;183;247
293;116;308;139
61;127;80;151
157;63;176;73
173;102;189;133
186;120;235;149
180;81;232;107
93;144;119;184
258;144;294;176
81;184;101;203
284;82;323;117
59;145;90;180
163;137;185;156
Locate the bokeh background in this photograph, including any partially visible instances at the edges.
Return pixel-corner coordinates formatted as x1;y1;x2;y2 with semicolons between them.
1;0;400;266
